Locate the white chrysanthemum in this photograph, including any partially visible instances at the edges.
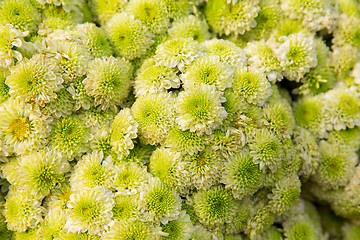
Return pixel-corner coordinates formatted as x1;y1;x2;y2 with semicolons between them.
0;98;51;155
110;108;138;158
175;84;227;135
202;39;247;68
154;37;203;71
181;54;234;91
4;187;45;232
15;149;70;199
139;177;182;224
83;56;132;111
70;151;115;192
6;54;63;106
0;24;28;69
65;186;114;235
276;33;318;82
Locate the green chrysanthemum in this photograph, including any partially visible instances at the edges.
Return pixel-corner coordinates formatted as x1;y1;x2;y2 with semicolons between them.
38;5;76;36
4;187;44;232
65;186;114;235
44;182;72;210
102;219;161;240
249;129;284;173
181;54;234;91
91;0;127;25
0;71;10;103
205;0;260;37
161;210;193;240
210;128;246;157
105;12;154;60
70;151;115;191
192;185;237;228
45;85;75;119
221;152;262;199
165;127;206;155
112;194;139;221
6;54;63;106
38;207;66;240
75;23;113;58
49;115;89;160
331;45;358;81
190;225;212;240
168;15;211;42
0;208;13;240
163;0;190;20
139;177;182;224
0;0;40;33
327;127;360;151
230;67;272;106
175;84;227;135
83;56;132;111
202;39;247;68
0;98;50;155
131;93;175;145
79;107;116;134
67;77;94;111
126;0;170;34
283;216;319;240
89;126;114;157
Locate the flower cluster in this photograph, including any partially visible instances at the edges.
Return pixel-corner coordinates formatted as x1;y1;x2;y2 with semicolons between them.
0;0;360;240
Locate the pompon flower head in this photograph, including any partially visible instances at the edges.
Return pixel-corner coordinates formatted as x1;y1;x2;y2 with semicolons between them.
249;128;284;173
110;108;138;158
134;60;180;97
161;210;193;240
154;37;203;71
230;67;272;106
49;115;89;160
163;0;190;21
327;127;360;151
70;151;115;191
202;39;247;68
245;40;283;83
74;23;113;58
102;219;162;240
283;215;320;240
149;147;189;194
0;24;28;69
205;0;260;37
79;107;116;134
181;54;234;91
105;12;154;60
89;126;113;158
221;152;263;199
192;185;237;228
175;84;227;136
0;98;50;155
4;187;44;232
112;194;139;221
38;206;66;240
65;187;114;235
15;149;70;199
45;86;75;119
210;128;246;157
331;45;358;81
67;77;94;111
312;141;358;190
6;54;63;106
0;0;41;33
139;177;182;224
276;33;318;82
165;126;207;155
131;93;175;145
168;15;211;42
126;0;170;34
83;56;132;111
44;182;72;210
190;225;212;240
332;14;360;49
91;0;127;25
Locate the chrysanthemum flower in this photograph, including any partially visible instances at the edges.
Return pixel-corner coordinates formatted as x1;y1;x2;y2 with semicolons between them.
161;210;193;240
283;215;320;240
210;128;246;157
181;54;234;91
49;115;89;160
230;67;272;106
79;107;116;134
0;98;50;155
88;126;113;158
190;225;212;240
38;207;66;240
154;37;202;71
222;152;262;199
131;93;175;145
91;0;127;25
112;194;139;221
0;0;41;33
70;151;115;191
175;84;227;135
65;186;114;235
139;177;182;224
75;23;113;58
331;45;358;81
4;187;44;232
44;182;72;210
103;219;162;240
83;56;132;111
249;129;284;173
67;77;94;111
0;71;10;103
110;108;138;158
126;0;170;34
105;12;154;60
6;54;63;106
45;86;75;119
134;61;180;97
327;127;360;151
0;208;13;239
168;15;211;42
165;126;206;155
163;0;190;20
205;0;260;37
202;39;247;68
276;33;318;82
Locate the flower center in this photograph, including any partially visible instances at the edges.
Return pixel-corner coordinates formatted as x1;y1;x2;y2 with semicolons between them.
9;117;30;140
